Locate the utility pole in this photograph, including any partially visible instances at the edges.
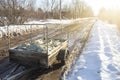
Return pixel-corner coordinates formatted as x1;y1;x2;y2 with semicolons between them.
60;0;63;42
60;0;61;20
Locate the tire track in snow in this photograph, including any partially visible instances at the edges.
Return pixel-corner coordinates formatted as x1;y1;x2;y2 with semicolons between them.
98;25;113;80
98;23;120;80
65;21;102;80
104;26;120;79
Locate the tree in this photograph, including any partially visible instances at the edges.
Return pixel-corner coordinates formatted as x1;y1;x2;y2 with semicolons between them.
0;0;37;25
40;0;62;19
98;7;120;30
40;0;49;19
36;8;44;19
50;0;57;18
67;0;94;18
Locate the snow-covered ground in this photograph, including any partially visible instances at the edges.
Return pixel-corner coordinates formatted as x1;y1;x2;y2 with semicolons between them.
64;21;120;80
25;19;75;24
0;18;92;39
26;18;91;24
0;19;76;39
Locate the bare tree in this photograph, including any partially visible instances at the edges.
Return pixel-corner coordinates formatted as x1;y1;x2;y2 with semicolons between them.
50;0;58;18
0;0;37;25
36;8;44;19
71;0;93;18
40;0;62;19
40;0;49;19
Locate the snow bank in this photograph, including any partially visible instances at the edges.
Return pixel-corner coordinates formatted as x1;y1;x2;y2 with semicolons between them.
0;18;92;39
64;21;120;80
25;19;74;25
0;25;44;39
0;19;76;39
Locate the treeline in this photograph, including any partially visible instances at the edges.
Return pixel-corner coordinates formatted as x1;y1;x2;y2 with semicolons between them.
69;0;94;18
98;8;120;29
0;0;94;26
0;0;41;25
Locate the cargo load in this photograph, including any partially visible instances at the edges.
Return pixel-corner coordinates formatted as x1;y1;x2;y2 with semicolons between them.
9;39;68;68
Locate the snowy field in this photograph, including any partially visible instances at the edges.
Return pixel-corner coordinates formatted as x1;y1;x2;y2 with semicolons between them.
64;21;120;80
25;19;74;24
0;18;92;39
0;19;76;39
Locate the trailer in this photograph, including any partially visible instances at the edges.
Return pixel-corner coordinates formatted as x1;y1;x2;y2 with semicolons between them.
0;23;71;80
8;23;69;68
9;38;69;68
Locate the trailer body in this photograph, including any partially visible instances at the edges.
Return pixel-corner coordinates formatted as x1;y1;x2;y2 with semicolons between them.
9;39;68;68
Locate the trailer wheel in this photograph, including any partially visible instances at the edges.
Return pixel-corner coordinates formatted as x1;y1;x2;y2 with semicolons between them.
57;49;69;65
66;49;69;59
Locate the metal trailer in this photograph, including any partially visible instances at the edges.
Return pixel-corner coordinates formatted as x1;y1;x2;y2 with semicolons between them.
8;23;69;68
9;39;69;68
0;23;70;80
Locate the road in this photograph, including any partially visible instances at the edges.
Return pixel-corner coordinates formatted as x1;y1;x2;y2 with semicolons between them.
64;21;120;80
0;19;94;80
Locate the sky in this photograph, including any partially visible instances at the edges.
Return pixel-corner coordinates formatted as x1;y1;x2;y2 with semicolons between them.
84;0;120;15
36;0;120;15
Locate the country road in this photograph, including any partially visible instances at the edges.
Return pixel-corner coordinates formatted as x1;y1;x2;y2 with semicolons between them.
0;19;95;80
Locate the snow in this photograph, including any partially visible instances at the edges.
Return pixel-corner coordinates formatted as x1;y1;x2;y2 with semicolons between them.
0;18;92;39
25;19;74;25
0;19;76;39
64;21;120;80
15;39;62;54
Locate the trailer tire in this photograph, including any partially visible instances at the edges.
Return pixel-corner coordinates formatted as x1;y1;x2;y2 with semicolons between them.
57;49;69;65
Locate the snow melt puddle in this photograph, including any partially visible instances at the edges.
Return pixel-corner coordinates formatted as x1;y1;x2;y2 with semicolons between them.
64;21;120;80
